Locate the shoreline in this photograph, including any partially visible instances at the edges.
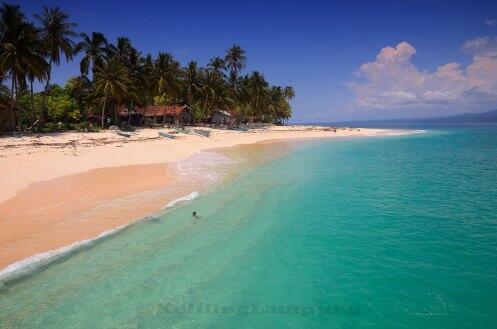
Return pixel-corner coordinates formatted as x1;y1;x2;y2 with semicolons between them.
0;126;405;203
0;126;413;274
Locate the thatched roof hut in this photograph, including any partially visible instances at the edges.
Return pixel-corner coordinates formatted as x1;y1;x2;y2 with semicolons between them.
118;105;195;125
211;110;235;125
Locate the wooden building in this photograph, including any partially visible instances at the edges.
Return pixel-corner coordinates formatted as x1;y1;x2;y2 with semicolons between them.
211;110;235;125
118;105;195;125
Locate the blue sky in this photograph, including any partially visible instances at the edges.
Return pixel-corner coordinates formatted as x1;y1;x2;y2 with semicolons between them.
13;0;497;122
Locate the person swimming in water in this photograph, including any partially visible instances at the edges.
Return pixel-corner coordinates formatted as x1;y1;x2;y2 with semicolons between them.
192;211;199;218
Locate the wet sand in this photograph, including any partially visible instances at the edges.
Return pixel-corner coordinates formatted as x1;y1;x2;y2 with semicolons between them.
0;164;174;268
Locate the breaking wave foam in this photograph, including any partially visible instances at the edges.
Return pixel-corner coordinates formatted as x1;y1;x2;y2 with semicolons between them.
164;191;199;209
171;151;237;184
0;225;124;286
0;214;160;287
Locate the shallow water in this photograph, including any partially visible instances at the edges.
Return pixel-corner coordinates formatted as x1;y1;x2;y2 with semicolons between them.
1;127;497;328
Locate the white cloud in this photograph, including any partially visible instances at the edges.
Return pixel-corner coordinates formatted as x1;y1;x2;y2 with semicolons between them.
348;38;497;112
462;36;497;57
485;18;497;26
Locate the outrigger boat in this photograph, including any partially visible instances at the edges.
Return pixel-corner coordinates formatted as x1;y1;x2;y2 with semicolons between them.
231;126;250;132
193;129;210;137
173;127;193;134
116;131;132;137
158;131;177;139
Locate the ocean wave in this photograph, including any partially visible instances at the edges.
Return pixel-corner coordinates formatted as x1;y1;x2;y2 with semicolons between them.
0;213;162;288
0;193;201;287
0;225;128;287
164;191;199;209
171;151;236;184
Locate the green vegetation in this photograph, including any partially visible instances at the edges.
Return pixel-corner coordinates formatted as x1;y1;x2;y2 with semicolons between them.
0;3;295;133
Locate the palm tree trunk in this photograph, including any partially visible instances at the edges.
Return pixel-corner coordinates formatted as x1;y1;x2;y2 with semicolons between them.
203;95;209;124
101;96;107;128
114;102;118;125
30;78;34;109
128;100;133;125
40;58;53;127
140;100;146;126
162;100;166;125
30;78;34;126
9;74;15;133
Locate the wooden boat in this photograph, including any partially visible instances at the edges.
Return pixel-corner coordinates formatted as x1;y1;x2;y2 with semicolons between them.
173;127;193;134
193;129;210;137
231;126;249;132
116;131;132;137
158;131;177;139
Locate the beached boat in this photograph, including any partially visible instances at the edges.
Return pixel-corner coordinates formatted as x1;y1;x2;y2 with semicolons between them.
231;126;250;132
116;131;132;137
173;127;193;134
158;131;177;139
193;129;210;137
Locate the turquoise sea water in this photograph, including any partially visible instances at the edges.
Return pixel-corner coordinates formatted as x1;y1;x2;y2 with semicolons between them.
1;127;497;328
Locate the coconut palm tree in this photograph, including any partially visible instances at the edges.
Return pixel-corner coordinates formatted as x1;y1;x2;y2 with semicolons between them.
138;54;155;123
93;58;130;128
183;61;204;120
231;74;250;123
75;32;108;76
107;37;132;62
0;5;47;132
248;71;268;120
153;52;180;97
0;3;25;132
152;52;180;122
269;86;293;123
283;86;295;101
224;44;246;84
201;67;228;118
200;69;217;117
208;56;225;74
121;46;144;124
35;6;77;126
24;23;48;127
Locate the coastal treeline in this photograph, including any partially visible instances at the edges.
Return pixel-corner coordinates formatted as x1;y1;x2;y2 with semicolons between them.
0;4;295;133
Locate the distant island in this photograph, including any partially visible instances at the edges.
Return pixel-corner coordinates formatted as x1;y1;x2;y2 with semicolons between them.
330;109;497;127
0;4;295;134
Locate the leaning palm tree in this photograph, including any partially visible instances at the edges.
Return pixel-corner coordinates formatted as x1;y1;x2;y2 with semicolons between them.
74;32;108;76
224;44;246;84
35;6;77;125
93;58;130;128
0;5;47;132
